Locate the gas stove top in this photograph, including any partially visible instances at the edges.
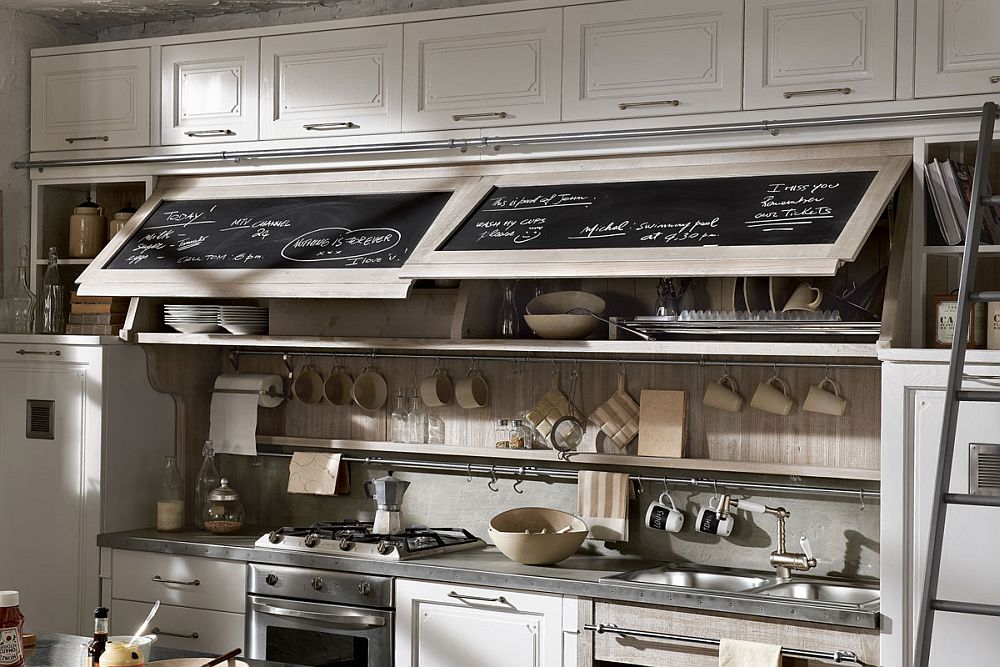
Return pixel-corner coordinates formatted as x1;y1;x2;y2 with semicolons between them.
254;520;487;561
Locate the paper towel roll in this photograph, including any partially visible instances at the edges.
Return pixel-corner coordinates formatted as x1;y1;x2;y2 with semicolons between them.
209;374;284;456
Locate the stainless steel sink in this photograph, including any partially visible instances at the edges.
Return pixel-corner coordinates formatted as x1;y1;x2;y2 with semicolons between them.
753;581;880;605
605;566;771;592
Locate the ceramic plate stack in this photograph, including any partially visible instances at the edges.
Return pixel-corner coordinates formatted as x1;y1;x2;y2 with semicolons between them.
163;304;222;333
220;305;269;335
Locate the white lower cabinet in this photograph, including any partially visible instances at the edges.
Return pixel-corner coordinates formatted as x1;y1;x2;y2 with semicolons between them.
112;599;244;654
394;580;575;667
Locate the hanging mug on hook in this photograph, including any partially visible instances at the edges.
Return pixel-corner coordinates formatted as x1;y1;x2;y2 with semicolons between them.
352;355;388;411
455;361;489;409
645;491;684;533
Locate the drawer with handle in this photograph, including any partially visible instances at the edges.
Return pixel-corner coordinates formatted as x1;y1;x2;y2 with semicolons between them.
112;550;246;613
111;599;244;655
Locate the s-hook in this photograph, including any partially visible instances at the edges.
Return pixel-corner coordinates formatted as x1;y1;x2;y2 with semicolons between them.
467;464;473;483
513;468;525;494
488;466;499;492
858;489;866;511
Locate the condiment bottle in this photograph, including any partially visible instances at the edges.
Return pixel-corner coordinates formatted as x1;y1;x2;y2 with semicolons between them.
156;456;184;532
98;642;144;666
510;419;531;450
495;419;510;449
194;440;220;531
0;590;25;667
108;204;136;239
203;479;245;535
87;606;109;667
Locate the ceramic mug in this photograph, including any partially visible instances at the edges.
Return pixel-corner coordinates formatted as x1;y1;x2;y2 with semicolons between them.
696;496;735;537
324;365;354;406
703;374;743;412
420;367;454;407
352;365;388;411
292;365;324;404
750;375;795;416
803;377;848;416
455;368;489;409
782;282;823;312
645;491;684;533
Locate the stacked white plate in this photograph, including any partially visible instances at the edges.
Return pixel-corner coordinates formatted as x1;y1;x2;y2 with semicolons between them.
163;304;222;334
220;305;269;335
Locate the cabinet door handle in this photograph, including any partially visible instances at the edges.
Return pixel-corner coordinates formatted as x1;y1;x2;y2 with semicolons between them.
16;349;61;356
447;591;508;604
782;87;852;99
151;627;199;639
303;122;360;131
618;100;680;110
152;575;201;586
65;136;109;144
452;112;508;122
183;129;236;138
991;75;1000;84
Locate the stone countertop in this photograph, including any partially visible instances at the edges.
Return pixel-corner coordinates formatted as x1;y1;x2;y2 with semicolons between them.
24;633;282;666
98;528;880;629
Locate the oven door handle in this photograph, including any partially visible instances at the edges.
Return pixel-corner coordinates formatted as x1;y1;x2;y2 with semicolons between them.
251;602;387;630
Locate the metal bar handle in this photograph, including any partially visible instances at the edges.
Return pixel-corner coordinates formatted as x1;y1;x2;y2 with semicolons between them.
251;602;386;629
65;136;109;144
183;129;236;138
618;100;680;110
584;624;861;665
152;575;201;586
151;627;199;639
452;112;508;122
991;75;1000;84
448;591;508;604
15;349;61;356
303;122;360;131
783;87;852;99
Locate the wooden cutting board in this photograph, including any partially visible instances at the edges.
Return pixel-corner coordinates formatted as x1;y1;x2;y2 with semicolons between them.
638;390;687;458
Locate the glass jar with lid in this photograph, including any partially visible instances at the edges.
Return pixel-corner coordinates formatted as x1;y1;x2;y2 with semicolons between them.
202;478;245;534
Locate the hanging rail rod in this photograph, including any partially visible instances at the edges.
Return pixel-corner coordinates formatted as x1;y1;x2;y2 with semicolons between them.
229;348;879;371
255;451;879;499
583;624;863;665
13;105;998;171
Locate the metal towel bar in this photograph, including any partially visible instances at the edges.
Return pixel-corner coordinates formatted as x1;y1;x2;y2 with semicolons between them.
584;623;863;665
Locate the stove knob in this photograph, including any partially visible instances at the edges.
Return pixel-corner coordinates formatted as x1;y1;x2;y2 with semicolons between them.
304;533;321;548
376;540;395;556
358;582;372;596
311;577;324;591
339;538;354;551
267;531;283;544
264;573;278;587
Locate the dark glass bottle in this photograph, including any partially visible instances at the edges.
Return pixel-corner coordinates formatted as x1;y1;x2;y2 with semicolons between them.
87;606;109;666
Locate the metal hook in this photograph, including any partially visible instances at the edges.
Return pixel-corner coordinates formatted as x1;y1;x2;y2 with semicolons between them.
512;358;521;376
229;350;240;373
616;359;625;376
772;363;779;378
488;466;499;492
722;362;729;377
825;365;833;381
634;477;644;495
551;360;559;375
513;468;525;494
467;464;473;483
662;477;669;493
858;490;866;511
712;479;719;496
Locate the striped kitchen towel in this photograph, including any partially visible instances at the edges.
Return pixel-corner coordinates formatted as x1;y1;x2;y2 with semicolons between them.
577;471;630;542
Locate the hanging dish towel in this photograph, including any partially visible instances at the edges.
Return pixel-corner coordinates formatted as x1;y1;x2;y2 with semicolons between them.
589;374;640;449
525;376;585;442
287;452;350;496
719;638;782;667
577;471;630;541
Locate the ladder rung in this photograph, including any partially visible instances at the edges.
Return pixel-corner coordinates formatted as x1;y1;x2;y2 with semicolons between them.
955;390;1000;402
944;493;1000;507
931;600;1000;617
969;291;1000;302
982;195;1000;206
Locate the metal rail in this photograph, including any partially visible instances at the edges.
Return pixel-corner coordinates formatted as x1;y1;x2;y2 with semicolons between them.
13;105;998;171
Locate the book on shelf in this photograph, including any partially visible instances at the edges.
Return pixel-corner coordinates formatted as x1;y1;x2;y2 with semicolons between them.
926;159;1000;245
926;159;962;245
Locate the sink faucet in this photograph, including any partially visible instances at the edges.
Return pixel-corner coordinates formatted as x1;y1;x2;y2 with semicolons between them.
733;499;817;581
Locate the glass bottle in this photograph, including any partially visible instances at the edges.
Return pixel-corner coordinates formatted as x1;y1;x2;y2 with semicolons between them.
495;419;511;449
40;247;66;334
156;456;184;532
0;591;24;667
497;280;520;338
8;247;35;334
389;389;409;442
655;277;680;320
194;441;220;531
406;389;427;444
87;606;109;667
427;413;446;445
510;419;532;450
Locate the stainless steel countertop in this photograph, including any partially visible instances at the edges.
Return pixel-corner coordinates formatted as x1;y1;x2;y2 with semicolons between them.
97;528;880;629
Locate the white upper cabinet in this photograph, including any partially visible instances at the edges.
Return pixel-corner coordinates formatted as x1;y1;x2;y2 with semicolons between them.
31;49;151;152
743;0;896;109
562;0;743;121
915;0;1000;98
260;25;402;140
402;9;563;131
161;38;260;145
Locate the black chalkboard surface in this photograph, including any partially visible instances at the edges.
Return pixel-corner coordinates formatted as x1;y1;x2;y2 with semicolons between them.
105;192;451;270
439;171;877;252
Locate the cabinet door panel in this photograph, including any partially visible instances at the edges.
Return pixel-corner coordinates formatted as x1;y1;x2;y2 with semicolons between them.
112;599;244;655
744;0;896;109
563;0;742;121
112;550;246;613
261;25;402;139
915;0;1000;97
161;38;259;144
402;9;562;131
31;49;151;152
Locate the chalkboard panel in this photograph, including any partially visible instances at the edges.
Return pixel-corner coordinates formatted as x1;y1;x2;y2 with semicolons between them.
439;171;877;252
105;192;451;270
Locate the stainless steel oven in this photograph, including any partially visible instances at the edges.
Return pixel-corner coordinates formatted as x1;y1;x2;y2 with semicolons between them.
247;563;393;667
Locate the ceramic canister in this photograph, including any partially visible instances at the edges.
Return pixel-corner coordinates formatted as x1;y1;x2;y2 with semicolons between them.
68;197;107;258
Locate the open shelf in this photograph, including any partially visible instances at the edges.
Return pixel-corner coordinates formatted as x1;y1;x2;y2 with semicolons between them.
922;244;1000;255
34;258;94;265
256;436;881;482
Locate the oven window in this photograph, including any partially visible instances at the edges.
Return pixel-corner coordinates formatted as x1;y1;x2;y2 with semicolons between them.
266;626;369;666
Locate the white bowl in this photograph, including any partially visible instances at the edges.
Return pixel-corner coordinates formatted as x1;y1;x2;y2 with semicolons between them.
108;635;157;663
523;314;601;340
526;291;606;316
489;507;588;565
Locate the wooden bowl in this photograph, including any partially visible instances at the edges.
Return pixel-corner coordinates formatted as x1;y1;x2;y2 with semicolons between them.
489;507;588;565
523;313;600;339
526;291;606;316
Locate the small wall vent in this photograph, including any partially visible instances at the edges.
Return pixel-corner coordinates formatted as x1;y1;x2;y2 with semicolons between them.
26;399;54;440
970;443;1000;496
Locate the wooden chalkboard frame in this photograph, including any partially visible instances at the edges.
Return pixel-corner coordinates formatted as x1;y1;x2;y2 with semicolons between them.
77;172;479;298
402;155;910;279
